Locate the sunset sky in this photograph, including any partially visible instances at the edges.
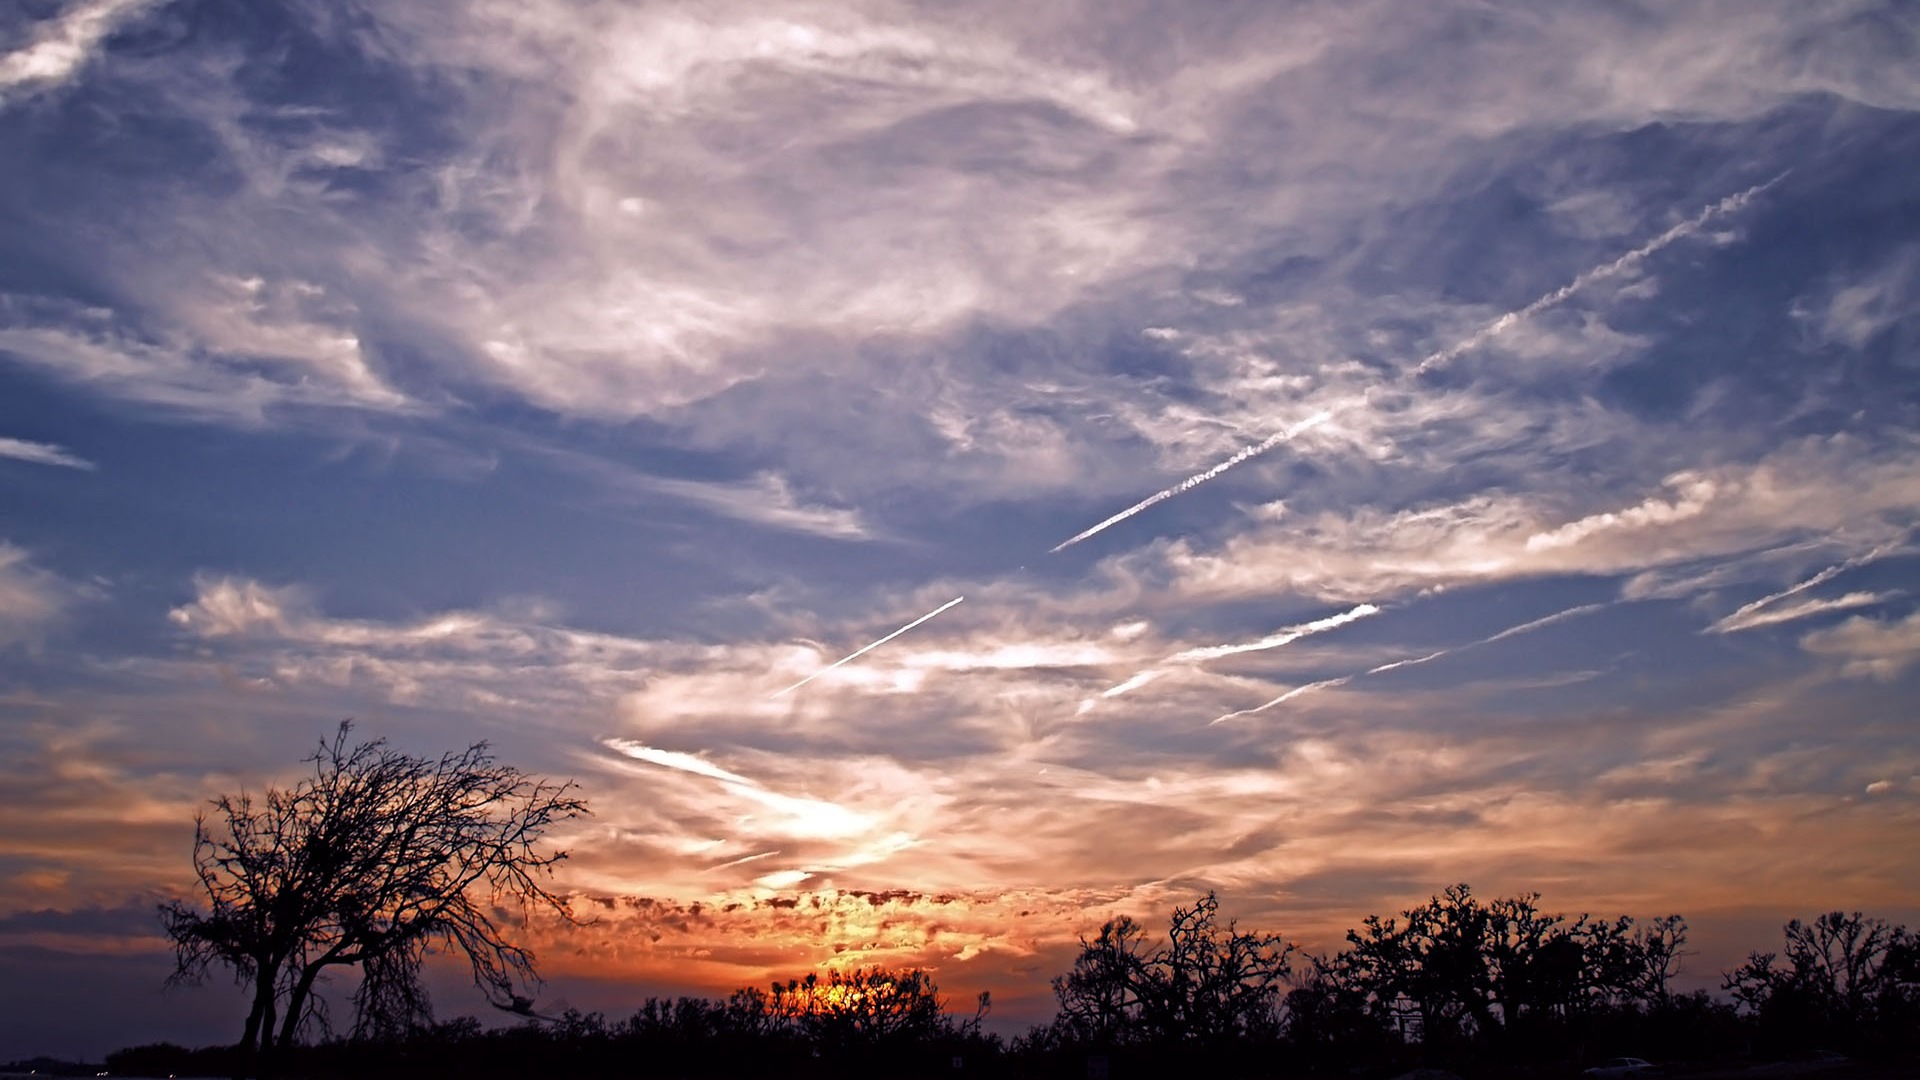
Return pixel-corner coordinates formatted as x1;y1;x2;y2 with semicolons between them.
3;0;1918;1061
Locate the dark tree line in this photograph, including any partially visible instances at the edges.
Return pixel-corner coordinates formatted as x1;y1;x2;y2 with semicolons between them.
1286;884;1696;1065
1017;885;1706;1075
115;965;998;1080
145;731;1918;1078
1018;886;1918;1076
123;886;1920;1079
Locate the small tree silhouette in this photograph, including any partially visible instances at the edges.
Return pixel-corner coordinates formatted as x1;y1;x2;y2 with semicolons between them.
160;723;587;1077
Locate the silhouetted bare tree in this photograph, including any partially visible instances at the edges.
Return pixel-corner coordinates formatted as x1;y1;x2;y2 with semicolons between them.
765;967;985;1051
1726;911;1919;1055
1051;914;1149;1043
1630;913;1690;1004
1051;893;1294;1049
1332;884;1682;1055
160;723;587;1077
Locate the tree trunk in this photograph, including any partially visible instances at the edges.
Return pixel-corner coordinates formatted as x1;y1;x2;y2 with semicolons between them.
233;1003;261;1080
235;967;277;1080
274;962;326;1058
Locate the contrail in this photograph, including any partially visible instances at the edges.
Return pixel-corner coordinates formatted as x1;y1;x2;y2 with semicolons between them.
1713;591;1886;634
1706;544;1894;634
1098;668;1164;699
1416;173;1788;375
1083;602;1379;715
771;595;966;697
1365;649;1448;675
1482;602;1610;644
1209;675;1352;724
1209;601;1611;724
1050;411;1334;553
1172;602;1380;662
1051;178;1786;557
711;850;782;871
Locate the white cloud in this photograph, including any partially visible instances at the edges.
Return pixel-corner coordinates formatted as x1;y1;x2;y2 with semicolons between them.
637;472;875;541
0;0;159;106
603;739;756;787
0;436;94;471
1713;592;1891;634
167;576;306;639
0;543;68;646
4;0;1903;539
321;1;1167;418
1801;610;1920;680
1418;176;1785;375
1144;438;1920;604
1793;250;1918;350
1523;475;1720;553
0;294;411;426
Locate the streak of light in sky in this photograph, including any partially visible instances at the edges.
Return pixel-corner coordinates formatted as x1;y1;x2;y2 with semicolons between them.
1049;412;1333;553
771;595;966;697
1051;178;1785;557
1415;174;1788;374
1707;542;1896;633
1209;601;1613;724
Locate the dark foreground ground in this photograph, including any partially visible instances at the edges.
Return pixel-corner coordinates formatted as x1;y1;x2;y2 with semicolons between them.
6;1057;1918;1080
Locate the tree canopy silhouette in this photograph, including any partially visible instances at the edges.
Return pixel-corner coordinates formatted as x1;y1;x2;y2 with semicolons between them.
160;723;587;1076
1725;910;1920;1056
1324;884;1687;1052
1051;891;1295;1049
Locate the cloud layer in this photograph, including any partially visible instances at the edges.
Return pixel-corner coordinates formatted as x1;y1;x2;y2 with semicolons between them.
2;0;1918;1057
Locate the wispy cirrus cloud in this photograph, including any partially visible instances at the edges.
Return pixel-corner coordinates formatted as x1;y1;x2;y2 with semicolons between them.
1705;545;1901;634
1138;438;1920;605
1415;175;1787;375
0;436;93;471
0;294;411;426
603;738;904;890
1801;610;1920;680
0;0;160;107
7;1;1920;1054
1715;591;1891;634
624;471;877;542
0;543;70;647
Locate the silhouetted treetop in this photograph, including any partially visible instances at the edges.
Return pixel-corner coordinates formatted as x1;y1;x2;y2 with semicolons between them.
1052;892;1295;1048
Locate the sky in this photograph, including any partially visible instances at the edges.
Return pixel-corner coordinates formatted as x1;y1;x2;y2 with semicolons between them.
2;0;1918;1061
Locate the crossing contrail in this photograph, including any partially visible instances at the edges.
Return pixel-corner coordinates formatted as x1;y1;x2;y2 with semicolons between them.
771;595;966;697
1416;173;1788;374
1050;411;1334;553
